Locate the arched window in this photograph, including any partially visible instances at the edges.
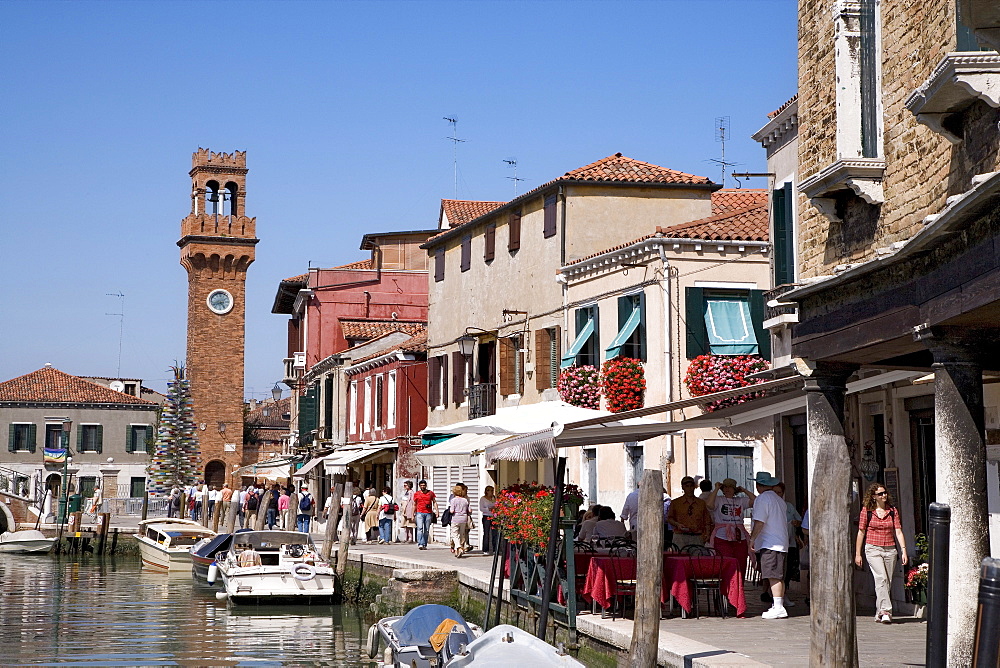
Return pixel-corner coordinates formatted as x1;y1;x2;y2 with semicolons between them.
224;182;239;216
205;180;221;215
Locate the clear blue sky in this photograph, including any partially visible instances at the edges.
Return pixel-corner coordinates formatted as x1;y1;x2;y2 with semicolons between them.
0;0;796;398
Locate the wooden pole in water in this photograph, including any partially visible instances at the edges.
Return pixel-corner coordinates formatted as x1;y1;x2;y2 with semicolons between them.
627;468;664;668
322;483;343;562
97;512;110;554
337;482;354;578
141;491;149;521
224;490;239;534
254;489;275;531
110;528;119;554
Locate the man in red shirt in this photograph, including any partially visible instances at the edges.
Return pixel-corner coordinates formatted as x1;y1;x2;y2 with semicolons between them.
413;480;439;550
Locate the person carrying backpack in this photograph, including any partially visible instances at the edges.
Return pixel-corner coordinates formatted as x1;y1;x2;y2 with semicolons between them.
377;486;398;545
296;486;315;534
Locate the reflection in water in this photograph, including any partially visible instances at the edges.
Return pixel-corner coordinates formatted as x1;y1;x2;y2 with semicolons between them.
0;554;369;666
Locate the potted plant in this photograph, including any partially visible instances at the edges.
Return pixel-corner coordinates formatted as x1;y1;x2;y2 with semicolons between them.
905;533;930;606
557;365;602;410
601;357;645;413
684;354;770;411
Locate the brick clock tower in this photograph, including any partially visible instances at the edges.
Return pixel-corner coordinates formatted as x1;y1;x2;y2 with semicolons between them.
178;148;258;486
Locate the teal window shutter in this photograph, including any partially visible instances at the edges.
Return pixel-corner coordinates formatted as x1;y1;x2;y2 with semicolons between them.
299;385;319;438
77;426;84;450
561;315;595;368
126;426;134;453
749;290;771;360
28;424;36;453
606;296;642;360
95;425;103;454
773;184;795;286
638;292;647;361
704;295;758;355
685;287;708;358
8;425;14;453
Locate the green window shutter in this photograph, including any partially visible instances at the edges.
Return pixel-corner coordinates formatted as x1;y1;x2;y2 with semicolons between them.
126;426;134;453
8;425;14;453
299;385;318;439
749;290;771;360
685;287;708;359
77;427;84;451
28;424;37;453
96;425;103;454
638;292;647;362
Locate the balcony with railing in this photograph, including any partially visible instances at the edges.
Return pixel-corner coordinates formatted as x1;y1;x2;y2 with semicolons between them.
763;284;799;329
469;383;497;419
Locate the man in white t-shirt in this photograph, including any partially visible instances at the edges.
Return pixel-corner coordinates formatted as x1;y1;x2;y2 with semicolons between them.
750;471;790;620
620;487;640;534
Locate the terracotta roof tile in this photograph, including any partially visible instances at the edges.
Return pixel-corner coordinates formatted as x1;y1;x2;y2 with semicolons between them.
0;366;158;405
281;273;308;284
657;204;769;242
330;258;374;270
441;200;506;228
712;189;768;215
341;320;426;341
565;232;660;266
246;396;292;428
348;331;428;366
557;153;712;185
423;154;715;247
768;94;798;119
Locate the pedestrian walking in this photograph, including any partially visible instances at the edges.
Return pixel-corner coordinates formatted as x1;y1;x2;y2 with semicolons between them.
413;480;438;550
361;487;379;542
479;485;497;554
278;487;290;529
397;480;415;543
855;482;907;624
448;484;472;557
750;471;790;620
296;486;315;534
377;486;397;544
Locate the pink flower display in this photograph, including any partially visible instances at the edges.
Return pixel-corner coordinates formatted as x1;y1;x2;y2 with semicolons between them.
683;354;770;412
557;365;601;409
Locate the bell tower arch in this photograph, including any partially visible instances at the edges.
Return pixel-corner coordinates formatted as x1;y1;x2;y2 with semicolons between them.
178;148;258;486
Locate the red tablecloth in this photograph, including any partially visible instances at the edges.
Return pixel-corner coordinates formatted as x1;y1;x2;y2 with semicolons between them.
580;554;747;617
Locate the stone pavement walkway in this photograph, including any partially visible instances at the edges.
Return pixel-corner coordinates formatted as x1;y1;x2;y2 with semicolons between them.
345;540;927;668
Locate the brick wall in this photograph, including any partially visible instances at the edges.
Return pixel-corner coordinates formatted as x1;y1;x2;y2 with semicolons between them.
795;0;997;277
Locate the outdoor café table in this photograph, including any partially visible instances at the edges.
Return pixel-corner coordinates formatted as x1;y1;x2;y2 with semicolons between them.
581;553;747;617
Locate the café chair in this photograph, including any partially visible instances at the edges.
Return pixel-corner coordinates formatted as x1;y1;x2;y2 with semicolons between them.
689;553;726;618
605;544;638;620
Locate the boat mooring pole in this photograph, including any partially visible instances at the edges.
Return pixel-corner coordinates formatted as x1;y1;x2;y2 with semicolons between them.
494;536;507;629
972;557;1000;667
484;537;502;629
537;457;566;640
927;502;951;668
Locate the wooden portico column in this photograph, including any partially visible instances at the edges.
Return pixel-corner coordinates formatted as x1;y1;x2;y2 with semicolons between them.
916;325;992;666
804;361;858;668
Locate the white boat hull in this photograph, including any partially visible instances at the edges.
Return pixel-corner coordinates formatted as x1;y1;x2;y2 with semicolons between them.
0;531;56;554
136;538;196;571
218;564;338;603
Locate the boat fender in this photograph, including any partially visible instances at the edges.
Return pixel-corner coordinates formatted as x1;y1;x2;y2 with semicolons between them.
207;562;219;585
292;563;316;581
365;624;380;659
215;591;228;601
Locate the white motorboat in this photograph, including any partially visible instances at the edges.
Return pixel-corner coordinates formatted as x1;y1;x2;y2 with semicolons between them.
0;530;56;554
446;624;584;667
135;518;216;571
366;604;481;668
210;530;336;605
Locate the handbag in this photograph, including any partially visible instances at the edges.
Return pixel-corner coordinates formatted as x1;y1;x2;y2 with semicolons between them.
441;508;453;527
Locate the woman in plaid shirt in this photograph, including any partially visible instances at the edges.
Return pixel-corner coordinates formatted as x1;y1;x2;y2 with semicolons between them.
854;482;908;624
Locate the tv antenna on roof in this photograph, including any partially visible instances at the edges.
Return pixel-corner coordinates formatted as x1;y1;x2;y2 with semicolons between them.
106;292;125;378
503;158;526;197
444;116;465;199
707;116;738;187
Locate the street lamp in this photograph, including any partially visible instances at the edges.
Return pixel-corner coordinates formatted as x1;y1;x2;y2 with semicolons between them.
271;383;283;402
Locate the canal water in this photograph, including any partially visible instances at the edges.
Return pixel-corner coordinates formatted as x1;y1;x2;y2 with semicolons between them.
0;553;371;666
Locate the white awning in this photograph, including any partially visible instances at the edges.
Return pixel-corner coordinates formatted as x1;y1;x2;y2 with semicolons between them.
414;433;509;467
484;419;677;465
292;456;326;478
322;446;395;474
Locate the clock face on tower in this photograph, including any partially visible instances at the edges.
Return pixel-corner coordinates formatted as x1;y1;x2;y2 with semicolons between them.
206;289;234;315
